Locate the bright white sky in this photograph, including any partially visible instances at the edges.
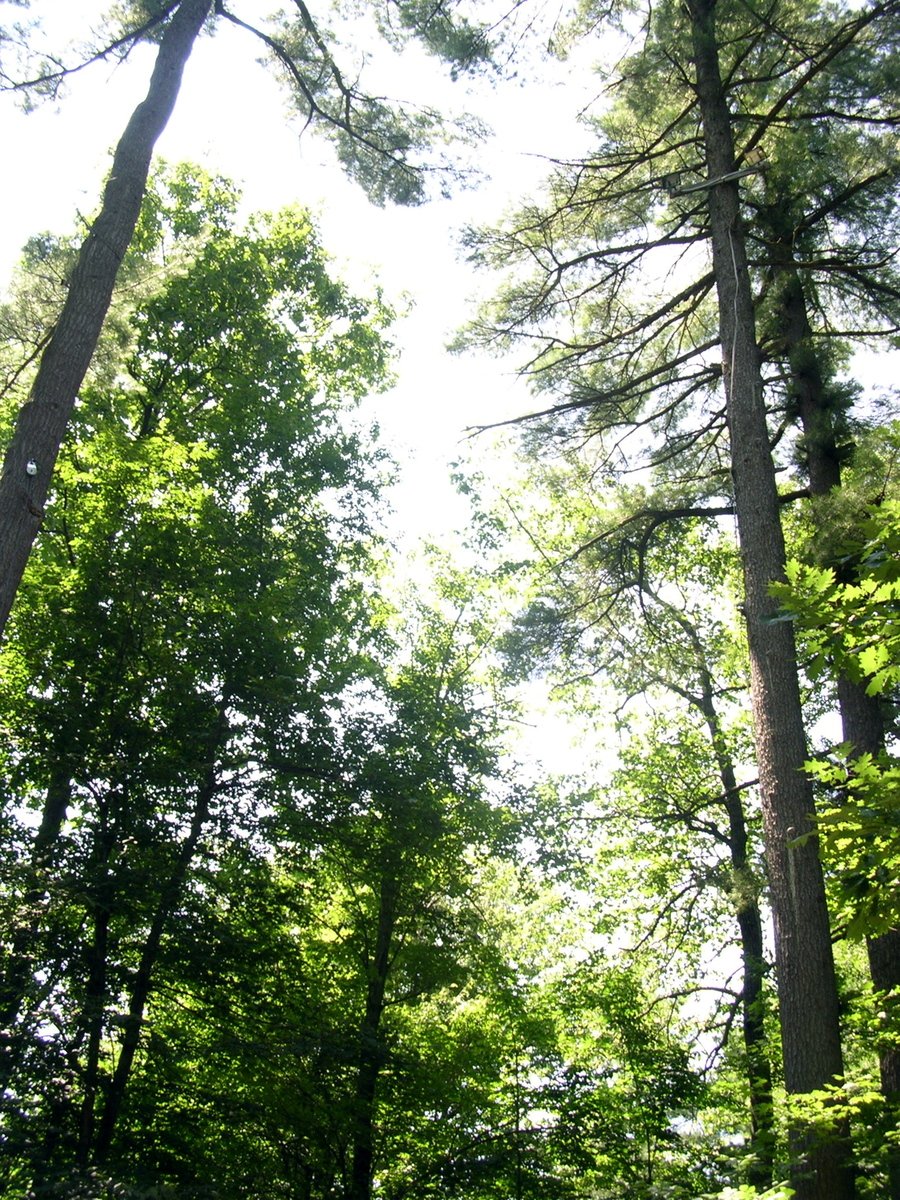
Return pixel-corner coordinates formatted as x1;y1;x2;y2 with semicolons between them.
0;0;602;547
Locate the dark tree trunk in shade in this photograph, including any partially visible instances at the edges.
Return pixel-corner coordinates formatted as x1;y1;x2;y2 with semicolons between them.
77;813;117;1166
93;710;226;1162
0;764;73;1096
0;0;212;639
686;2;853;1196
765;179;900;1200
838;682;900;1200
348;871;398;1200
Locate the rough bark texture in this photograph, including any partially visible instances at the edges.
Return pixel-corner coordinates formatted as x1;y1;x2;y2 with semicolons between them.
767;193;900;1200
686;2;853;1196
0;0;212;639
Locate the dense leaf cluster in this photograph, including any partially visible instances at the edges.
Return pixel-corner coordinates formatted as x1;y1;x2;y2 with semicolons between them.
0;169;714;1200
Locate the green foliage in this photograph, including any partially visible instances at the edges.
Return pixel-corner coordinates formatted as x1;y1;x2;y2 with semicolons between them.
6;1;496;204
803;751;900;935
705;1186;794;1200
772;495;900;935
460;0;899;504
269;4;491;206
774;498;900;698
0;165;397;1193
389;1;493;76
128;159;239;254
1;164;614;1200
102;2;190;50
4;0;900;1193
0;162;241;442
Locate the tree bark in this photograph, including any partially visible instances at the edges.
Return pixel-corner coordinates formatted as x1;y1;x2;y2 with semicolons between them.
838;683;900;1200
348;870;398;1200
662;601;776;1186
765;192;900;1200
699;689;774;1188
0;0;212;640
93;730;224;1162
0;763;73;1098
686;3;853;1196
77;807;117;1166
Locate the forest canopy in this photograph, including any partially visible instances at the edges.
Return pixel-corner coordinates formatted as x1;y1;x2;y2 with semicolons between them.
0;2;899;1199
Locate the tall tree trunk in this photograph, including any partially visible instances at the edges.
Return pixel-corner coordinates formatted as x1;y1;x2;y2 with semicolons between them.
0;763;73;1098
699;690;774;1188
77;812;117;1167
838;684;900;1199
0;764;72;1016
661;602;776;1185
93;729;225;1162
733;889;774;1187
767;200;900;1200
686;3;853;1196
0;0;212;639
348;871;398;1200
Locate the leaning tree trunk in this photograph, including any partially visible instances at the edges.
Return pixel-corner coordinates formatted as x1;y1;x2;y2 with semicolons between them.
686;2;853;1197
0;0;213;639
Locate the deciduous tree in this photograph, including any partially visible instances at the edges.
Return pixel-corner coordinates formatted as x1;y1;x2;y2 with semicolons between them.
0;0;499;638
0;171;393;1192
